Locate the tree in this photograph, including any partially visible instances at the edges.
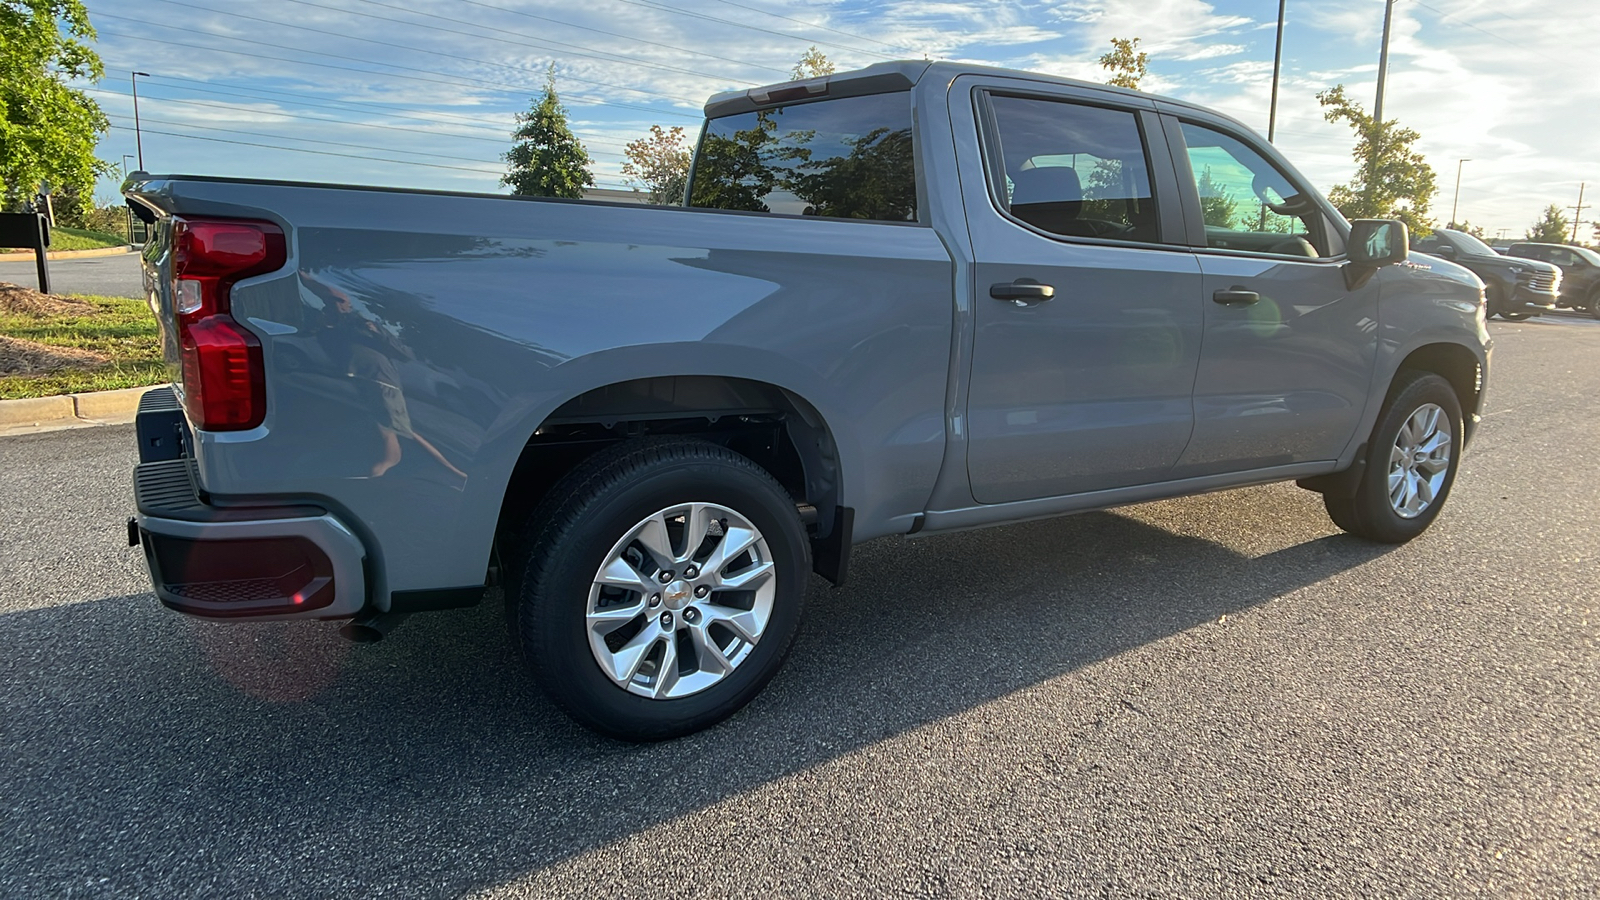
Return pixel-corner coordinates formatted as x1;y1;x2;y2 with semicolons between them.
501;68;593;199
1;0;110;221
791;46;835;80
1316;84;1437;236
621;125;691;205
1196;165;1238;229
1450;220;1486;239
1525;204;1569;243
1099;37;1148;90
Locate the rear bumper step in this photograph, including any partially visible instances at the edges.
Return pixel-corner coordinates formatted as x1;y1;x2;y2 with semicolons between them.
131;390;367;620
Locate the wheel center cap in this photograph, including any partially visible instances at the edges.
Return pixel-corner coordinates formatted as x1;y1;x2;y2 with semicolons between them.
662;580;693;611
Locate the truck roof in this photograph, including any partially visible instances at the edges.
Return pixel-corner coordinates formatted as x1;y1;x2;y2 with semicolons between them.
704;59;1217;121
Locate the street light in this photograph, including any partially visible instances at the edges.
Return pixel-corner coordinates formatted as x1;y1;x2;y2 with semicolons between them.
1268;0;1286;143
131;71;151;170
121;154;135;178
1450;159;1471;228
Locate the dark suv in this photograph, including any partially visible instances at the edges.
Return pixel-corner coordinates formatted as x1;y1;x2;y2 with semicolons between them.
1505;242;1600;318
1414;229;1561;319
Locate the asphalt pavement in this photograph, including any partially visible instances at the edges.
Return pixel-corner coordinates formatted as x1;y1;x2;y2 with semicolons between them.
0;317;1596;898
0;251;143;298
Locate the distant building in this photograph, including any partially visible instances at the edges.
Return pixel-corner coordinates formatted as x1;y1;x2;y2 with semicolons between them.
582;188;653;204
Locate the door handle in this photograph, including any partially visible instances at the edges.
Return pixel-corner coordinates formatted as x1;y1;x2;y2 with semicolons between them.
1212;286;1260;305
990;280;1056;302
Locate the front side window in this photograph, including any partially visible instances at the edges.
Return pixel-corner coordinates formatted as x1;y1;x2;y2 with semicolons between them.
687;92;916;222
1180;122;1330;258
985;94;1160;243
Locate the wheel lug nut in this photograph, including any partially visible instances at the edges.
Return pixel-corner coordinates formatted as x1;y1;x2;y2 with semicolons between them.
660;612;673;629
649;593;661;608
683;607;699;623
683;565;699;579
694;585;709;598
658;570;674;583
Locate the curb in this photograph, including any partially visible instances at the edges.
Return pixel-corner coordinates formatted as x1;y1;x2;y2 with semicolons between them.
0;385;152;434
0;246;134;263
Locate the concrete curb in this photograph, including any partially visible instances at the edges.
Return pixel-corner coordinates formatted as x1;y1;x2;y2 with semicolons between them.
0;246;134;263
0;385;152;435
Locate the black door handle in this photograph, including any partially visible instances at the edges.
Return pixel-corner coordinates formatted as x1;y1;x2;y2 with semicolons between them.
990;280;1056;302
1212;286;1260;305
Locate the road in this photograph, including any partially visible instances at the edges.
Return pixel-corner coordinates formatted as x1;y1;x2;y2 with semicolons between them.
0;251;143;298
1;317;1596;898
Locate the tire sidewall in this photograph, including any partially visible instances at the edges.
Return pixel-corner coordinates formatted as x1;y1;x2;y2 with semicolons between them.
520;451;808;740
1356;374;1464;541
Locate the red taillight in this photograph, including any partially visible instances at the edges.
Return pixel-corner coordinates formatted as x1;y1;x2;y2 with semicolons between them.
171;218;286;430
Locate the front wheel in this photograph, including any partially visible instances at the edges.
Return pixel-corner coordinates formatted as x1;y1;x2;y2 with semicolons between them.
509;437;810;741
1323;371;1463;543
1588;290;1600;320
1499;310;1532;321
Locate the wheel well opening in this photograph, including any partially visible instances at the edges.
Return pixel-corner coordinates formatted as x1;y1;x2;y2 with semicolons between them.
1396;343;1482;418
496;377;842;560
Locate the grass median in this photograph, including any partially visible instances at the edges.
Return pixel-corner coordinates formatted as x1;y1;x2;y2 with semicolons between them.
0;283;166;400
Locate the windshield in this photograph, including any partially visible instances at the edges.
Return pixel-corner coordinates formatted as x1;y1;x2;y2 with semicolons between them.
1446;230;1500;257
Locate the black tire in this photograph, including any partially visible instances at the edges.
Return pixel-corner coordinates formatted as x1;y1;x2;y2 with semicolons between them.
509;437;809;741
1499;311;1531;321
1588;289;1600;320
1323;371;1464;543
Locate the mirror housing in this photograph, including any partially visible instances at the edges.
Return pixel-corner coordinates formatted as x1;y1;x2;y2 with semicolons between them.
1345;219;1409;289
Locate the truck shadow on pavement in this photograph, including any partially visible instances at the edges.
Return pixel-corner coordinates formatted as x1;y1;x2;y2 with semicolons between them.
0;493;1393;897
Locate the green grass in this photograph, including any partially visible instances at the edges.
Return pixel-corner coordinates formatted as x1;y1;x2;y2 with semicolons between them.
2;226;129;253
0;294;168;400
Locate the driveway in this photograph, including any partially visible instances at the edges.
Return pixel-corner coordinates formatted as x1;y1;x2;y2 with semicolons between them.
0;251;143;298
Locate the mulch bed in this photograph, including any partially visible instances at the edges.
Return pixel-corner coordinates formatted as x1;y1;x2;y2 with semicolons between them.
0;282;111;376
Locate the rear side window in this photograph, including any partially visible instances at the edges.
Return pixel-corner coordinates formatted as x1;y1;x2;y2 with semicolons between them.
687;92;916;222
984;94;1160;244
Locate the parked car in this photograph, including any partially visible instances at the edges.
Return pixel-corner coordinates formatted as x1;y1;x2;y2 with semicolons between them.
124;61;1490;741
1504;242;1600;317
1413;229;1560;319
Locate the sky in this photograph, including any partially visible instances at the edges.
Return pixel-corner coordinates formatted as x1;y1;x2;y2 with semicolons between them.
80;0;1600;240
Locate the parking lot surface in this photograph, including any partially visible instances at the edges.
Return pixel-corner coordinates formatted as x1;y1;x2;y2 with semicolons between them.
1;317;1596;898
0;251;143;299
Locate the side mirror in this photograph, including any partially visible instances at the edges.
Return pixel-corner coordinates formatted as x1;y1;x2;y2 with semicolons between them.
1345;219;1409;289
1434;243;1457;259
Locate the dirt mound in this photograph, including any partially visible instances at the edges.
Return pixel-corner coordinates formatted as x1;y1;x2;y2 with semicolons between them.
0;335;108;376
0;281;97;317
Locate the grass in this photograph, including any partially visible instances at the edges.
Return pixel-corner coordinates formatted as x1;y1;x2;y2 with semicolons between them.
0;294;167;400
2;226;129;253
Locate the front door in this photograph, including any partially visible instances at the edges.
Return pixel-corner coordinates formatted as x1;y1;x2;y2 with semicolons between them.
954;83;1205;504
1167;119;1379;476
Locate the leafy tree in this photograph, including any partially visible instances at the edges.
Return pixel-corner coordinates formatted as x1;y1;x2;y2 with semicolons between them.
791;46;835;80
1;0;110;221
1525;204;1569;243
1316;84;1436;236
621;125;691;205
501;68;593;199
1195;165;1238;229
1450;220;1486;238
687;111;785;211
787;126;914;220
1099;37;1148;90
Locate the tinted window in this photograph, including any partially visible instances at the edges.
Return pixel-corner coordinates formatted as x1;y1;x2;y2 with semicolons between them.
688;92;915;222
1180;122;1329;258
985;95;1160;243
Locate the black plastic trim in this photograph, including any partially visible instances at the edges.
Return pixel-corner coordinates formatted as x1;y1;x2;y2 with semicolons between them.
389;586;486;613
812;506;854;586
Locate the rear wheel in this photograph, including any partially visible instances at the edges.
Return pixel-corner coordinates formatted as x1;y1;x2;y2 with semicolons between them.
1588;289;1600;320
509;437;809;741
1323;371;1463;543
1499;311;1531;321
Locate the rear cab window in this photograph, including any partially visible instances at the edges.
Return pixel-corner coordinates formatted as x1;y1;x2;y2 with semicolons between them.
687;92;916;222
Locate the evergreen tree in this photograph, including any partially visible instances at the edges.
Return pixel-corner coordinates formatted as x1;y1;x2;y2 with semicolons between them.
1;0;109;220
502;69;593;199
1525;205;1569;243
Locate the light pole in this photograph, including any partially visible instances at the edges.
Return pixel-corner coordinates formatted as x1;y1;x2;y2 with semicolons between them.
1268;0;1286;143
1450;159;1470;228
131;71;151;170
1373;0;1396;124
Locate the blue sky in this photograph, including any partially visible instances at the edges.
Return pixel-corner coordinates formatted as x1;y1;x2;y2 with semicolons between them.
83;0;1598;239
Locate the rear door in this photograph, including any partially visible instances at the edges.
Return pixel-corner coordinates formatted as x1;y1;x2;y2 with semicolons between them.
1163;115;1378;477
950;76;1204;503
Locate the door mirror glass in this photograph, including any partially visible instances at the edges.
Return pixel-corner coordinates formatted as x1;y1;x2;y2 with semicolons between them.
1434;242;1457;258
1348;219;1408;266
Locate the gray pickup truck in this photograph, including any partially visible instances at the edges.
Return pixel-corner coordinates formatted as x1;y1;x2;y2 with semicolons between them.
126;61;1490;740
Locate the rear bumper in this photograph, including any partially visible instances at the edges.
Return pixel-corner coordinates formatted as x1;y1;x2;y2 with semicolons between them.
131;387;367;620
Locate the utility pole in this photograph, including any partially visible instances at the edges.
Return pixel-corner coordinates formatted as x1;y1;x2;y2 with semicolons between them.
131;71;151;170
1268;0;1286;143
1373;0;1396;124
1450;159;1470;228
1568;182;1588;244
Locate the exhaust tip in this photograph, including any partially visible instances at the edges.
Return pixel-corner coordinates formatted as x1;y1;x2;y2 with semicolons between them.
339;611;407;644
